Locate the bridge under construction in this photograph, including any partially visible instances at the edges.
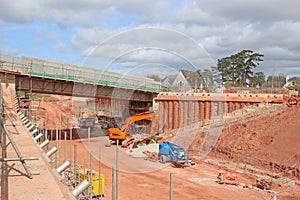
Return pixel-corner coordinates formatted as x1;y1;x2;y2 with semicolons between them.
0;54;298;199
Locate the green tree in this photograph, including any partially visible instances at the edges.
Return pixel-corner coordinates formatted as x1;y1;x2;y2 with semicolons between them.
217;50;264;87
197;67;222;91
265;74;286;88
249;72;265;87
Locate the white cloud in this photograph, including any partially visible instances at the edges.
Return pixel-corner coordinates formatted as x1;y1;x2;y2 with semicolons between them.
0;40;19;55
0;0;300;76
53;40;68;53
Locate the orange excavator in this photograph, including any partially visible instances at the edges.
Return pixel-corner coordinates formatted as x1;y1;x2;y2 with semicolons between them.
108;110;160;144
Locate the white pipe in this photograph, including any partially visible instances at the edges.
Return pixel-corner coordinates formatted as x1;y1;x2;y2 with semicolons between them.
27;124;35;131
34;133;43;141
25;122;32;128
56;161;70;174
40;139;50;149
31;129;38;136
46;147;57;157
72;180;90;197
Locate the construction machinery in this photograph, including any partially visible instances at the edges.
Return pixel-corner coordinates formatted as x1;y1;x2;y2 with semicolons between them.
158;141;194;168
78;109;97;128
108;110;160;143
77;169;105;198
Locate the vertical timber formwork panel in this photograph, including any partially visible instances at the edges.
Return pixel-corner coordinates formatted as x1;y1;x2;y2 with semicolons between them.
209;101;212;119
168;101;173;130
236;102;241;110
199;101;204;122
241;102;245;109
183;101;188;127
217;101;223;116
173;101;179;129
179;101;183;129
194;101;199;124
163;101;169;132
158;101;164;133
188;101;193;125
228;102;233;113
223;102;226;114
232;102;236;111
205;101;210;120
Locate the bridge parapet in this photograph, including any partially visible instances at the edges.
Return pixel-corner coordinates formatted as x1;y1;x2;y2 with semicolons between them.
0;54;162;93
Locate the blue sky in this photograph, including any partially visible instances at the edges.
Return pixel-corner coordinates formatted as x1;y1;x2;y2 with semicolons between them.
0;0;300;78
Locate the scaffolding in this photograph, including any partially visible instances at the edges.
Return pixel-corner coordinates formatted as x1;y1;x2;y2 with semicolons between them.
0;83;38;181
0;54;162;92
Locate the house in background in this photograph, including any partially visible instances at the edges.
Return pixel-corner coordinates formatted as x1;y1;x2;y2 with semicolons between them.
161;74;176;90
284;76;300;88
170;69;203;92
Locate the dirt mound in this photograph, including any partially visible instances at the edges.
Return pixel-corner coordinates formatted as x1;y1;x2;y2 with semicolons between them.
213;106;300;163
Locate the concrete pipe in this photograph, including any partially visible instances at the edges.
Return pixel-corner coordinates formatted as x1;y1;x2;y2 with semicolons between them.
40;139;50;149
46;147;58;157
56;160;70;174
72;179;90;197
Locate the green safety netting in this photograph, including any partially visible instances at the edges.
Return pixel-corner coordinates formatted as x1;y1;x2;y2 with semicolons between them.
27;63;162;92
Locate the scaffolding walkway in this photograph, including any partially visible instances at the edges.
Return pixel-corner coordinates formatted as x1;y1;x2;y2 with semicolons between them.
0;84;69;200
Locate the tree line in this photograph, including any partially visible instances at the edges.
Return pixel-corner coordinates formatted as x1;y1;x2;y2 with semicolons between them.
147;49;298;92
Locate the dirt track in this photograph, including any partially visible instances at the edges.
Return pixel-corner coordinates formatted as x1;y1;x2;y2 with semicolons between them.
67;138;272;200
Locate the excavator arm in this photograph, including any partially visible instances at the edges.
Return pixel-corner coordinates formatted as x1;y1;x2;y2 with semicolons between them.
108;110;160;141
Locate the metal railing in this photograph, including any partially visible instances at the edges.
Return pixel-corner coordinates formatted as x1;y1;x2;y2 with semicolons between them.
0;55;162;93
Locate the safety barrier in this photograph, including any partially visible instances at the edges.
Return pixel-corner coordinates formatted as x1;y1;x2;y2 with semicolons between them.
1;54;162;93
15;95;99;199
